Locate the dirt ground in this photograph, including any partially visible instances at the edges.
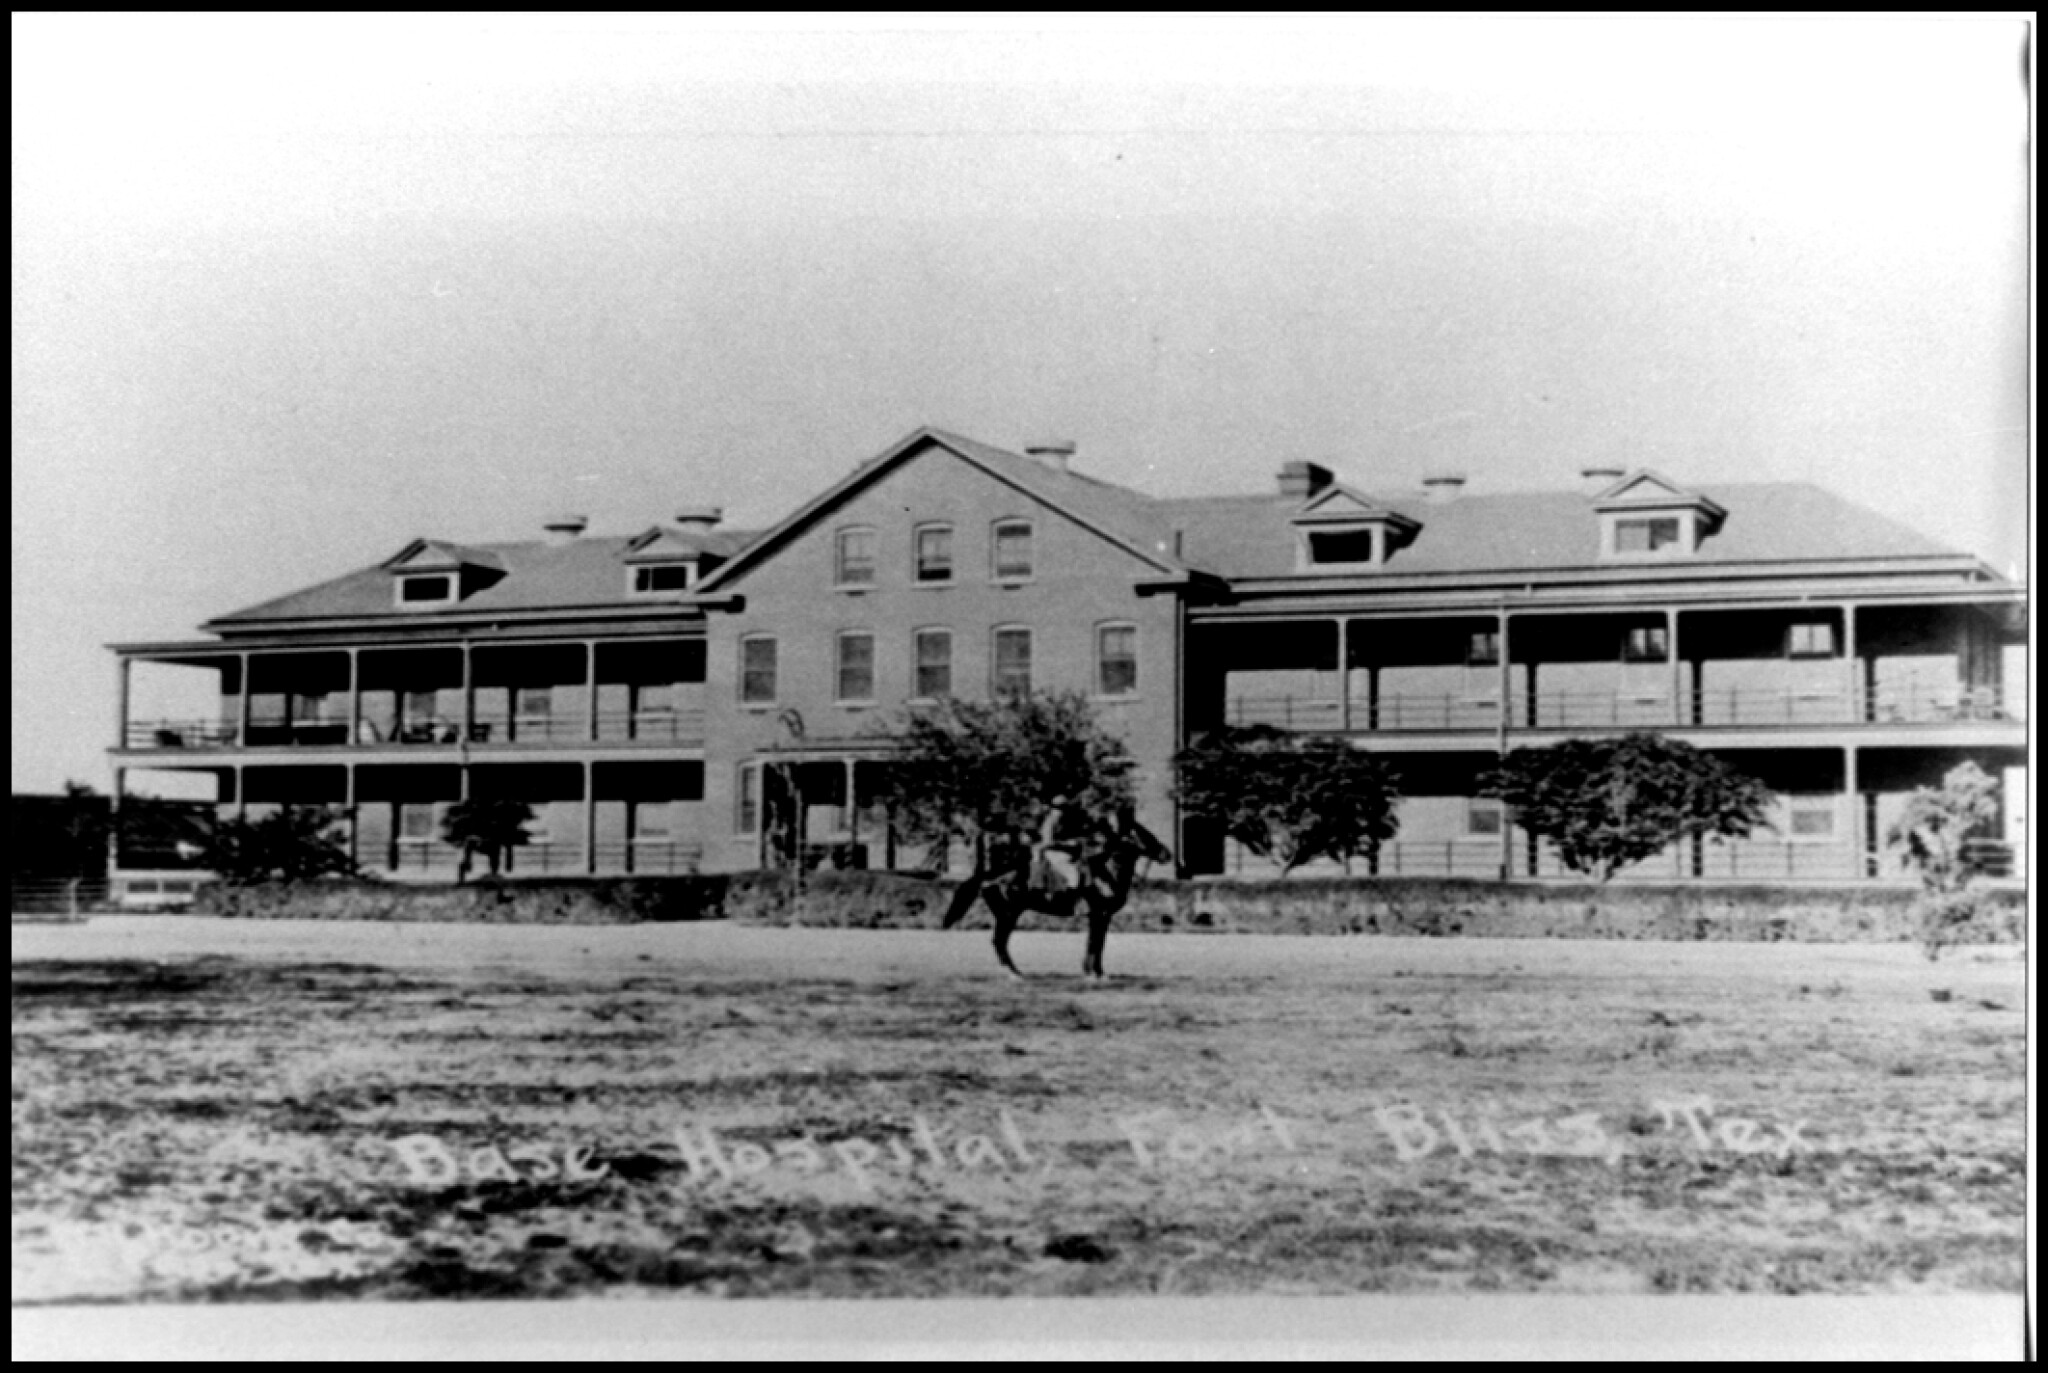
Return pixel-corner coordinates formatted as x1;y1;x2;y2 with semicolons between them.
11;916;2029;1303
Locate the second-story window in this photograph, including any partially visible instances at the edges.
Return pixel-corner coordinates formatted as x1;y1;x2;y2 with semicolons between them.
398;574;455;605
914;628;952;699
992;520;1033;580
835;528;876;587
992;627;1032;696
1622;625;1669;663
1787;622;1837;658
914;525;953;583
631;564;694;594
837;631;875;703
740;636;777;705
1467;630;1501;667
1615;517;1683;554
1096;624;1138;697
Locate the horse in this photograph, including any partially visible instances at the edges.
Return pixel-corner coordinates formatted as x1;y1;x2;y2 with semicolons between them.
940;810;1173;979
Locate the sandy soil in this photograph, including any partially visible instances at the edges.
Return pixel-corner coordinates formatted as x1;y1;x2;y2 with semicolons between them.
12;917;2027;1301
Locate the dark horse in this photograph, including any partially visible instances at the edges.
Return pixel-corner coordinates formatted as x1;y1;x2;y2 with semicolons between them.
940;811;1172;979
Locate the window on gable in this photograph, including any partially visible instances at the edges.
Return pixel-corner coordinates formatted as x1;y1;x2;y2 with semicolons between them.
835;528;876;586
631;564;694;594
1787;622;1837;659
914;525;953;583
992;627;1032;697
1096;624;1138;697
740;636;777;705
992;520;1034;580
1615;517;1683;553
1307;528;1377;565
914;629;952;699
836;631;876;703
1622;625;1670;663
398;574;455;604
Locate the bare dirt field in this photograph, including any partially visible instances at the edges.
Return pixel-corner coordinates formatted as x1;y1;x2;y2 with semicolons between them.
11;916;2028;1304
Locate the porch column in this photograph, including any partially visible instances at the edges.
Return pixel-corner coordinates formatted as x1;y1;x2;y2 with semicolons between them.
238;651;253;743
1844;745;1864;880
235;764;247;822
846;759;860;849
1497;610;1512;881
1367;662;1380;730
109;766;125;876
1842;604;1860;721
344;763;358;868
1666;607;1682;727
585;642;600;742
347;648;361;745
583;762;597;875
460;643;474;740
1337;619;1351;732
115;657;132;749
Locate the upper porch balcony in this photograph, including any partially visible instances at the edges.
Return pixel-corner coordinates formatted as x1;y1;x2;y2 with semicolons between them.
115;639;707;755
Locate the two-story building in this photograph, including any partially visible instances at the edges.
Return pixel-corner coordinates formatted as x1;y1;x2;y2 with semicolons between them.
109;427;2026;893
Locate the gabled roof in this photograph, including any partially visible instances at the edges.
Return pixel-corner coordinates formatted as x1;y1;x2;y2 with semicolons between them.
383;540;507;574
1592;469;1728;522
1159;482;1972;580
209;530;759;628
688;427;1191;597
1290;483;1421;533
620;524;750;564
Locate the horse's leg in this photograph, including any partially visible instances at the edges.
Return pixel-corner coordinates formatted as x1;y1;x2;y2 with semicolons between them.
1083;899;1111;980
941;869;983;930
990;889;1027;980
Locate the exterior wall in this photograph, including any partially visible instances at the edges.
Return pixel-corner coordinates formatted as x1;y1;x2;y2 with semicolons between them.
698;443;1181;872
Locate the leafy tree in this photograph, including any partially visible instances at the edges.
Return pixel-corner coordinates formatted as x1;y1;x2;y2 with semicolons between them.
1172;725;1400;877
1481;733;1772;883
206;806;358;886
1887;761;2003;959
442;798;537;881
868;691;1140;863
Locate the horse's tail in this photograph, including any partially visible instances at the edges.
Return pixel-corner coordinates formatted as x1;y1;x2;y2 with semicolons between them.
941;865;984;929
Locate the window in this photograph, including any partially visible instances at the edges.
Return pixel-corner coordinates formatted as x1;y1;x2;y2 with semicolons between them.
397;574;455;605
291;692;331;723
914;525;953;583
837;631;876;703
736;763;760;834
992;628;1032;696
634;683;673;716
992;520;1034;580
914;629;952;699
1785;794;1836;840
740;637;777;705
1307;528;1377;565
1097;624;1138;697
1467;798;1504;836
835;528;876;587
1467;630;1501;667
1622;625;1670;663
405;689;440;724
516;686;553;719
630;564;694;595
1615;517;1683;554
1787;622;1837;658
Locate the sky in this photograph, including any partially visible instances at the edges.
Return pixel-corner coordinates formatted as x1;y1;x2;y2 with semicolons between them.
11;15;2032;795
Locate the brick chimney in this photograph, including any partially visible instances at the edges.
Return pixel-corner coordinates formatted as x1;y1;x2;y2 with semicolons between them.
673;506;723;530
1024;439;1077;473
1277;461;1334;499
1421;474;1466;503
542;514;589;546
1580;465;1625;495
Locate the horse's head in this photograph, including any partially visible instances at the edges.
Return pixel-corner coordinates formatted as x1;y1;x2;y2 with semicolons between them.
1103;809;1173;867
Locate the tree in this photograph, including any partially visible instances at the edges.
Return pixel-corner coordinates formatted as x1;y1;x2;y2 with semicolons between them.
868;691;1140;862
1887;761;2003;959
1172;725;1400;877
441;798;536;881
1481;733;1772;883
206;806;358;886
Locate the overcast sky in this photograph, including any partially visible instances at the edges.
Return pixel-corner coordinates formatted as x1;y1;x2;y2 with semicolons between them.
12;16;2030;795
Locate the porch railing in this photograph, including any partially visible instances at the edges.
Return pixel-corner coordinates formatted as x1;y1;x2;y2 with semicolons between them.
1222;682;2020;734
589;840;704;875
127;706;709;749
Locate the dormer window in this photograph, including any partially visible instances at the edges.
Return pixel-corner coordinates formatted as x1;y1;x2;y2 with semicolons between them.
1593;470;1725;560
628;563;695;596
1289;483;1420;573
397;574;456;606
